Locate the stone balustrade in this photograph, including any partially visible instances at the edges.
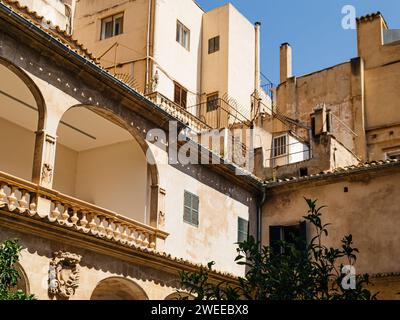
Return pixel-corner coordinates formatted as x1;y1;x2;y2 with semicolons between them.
0;171;168;250
146;91;211;133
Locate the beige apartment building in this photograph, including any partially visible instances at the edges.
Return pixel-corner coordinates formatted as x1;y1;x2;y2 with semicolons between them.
1;0;400;300
73;0;271;132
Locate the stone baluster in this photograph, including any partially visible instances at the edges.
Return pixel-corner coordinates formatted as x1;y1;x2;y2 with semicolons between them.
70;208;79;226
120;225;128;245
0;183;8;207
18;190;28;214
142;231;150;248
113;222;121;241
49;201;61;222
7;186;18;211
135;229;144;247
105;218;114;240
89;214;98;235
97;216;106;238
28;193;37;216
79;211;89;232
59;205;71;226
127;227;136;246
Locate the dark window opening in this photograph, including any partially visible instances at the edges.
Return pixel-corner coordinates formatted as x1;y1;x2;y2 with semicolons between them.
344;186;349;193
326;113;331;133
208;36;220;54
269;222;307;255
311;117;316;137
299;167;308;177
206;93;219;112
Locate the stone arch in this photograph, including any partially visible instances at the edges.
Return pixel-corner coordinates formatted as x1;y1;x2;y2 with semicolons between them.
77;104;159;188
53;104;160;226
0;57;46;131
0;56;47;182
12;262;30;295
90;277;148;300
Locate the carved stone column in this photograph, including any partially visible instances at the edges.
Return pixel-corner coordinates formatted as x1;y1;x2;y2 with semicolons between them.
32;130;57;189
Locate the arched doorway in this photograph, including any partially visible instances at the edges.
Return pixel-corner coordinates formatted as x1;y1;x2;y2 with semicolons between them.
0;58;45;181
53;105;156;224
91;277;148;300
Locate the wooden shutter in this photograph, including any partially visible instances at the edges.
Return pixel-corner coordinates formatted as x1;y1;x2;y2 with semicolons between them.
191;195;199;226
174;84;181;105
183;191;191;223
181;88;187;108
299;221;307;252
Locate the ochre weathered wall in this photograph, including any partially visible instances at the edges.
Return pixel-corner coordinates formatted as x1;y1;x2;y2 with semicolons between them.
262;166;400;276
73;0;149;92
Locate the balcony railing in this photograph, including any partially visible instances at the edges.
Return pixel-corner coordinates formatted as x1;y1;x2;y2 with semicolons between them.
146;91;211;133
187;98;251;130
0;171;168;250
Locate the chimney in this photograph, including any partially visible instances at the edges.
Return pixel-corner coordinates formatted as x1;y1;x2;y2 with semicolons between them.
280;43;292;84
254;22;261;95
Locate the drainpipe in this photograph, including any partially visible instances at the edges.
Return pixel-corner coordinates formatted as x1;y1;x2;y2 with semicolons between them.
145;0;153;93
253;22;261;118
256;184;267;247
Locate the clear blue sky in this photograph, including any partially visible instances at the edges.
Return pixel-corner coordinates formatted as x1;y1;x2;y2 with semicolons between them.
196;0;400;85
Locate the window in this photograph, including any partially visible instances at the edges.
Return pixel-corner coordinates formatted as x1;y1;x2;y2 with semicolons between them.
183;191;199;227
101;13;124;40
386;150;400;161
176;21;190;50
237;217;249;243
299;167;308;177
174;83;187;108
208;36;220;54
272;135;287;157
269;222;307;255
206;93;219;112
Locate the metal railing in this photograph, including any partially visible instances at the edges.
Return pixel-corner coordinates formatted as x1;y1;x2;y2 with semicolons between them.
187;98;251;130
263;140;311;168
260;72;274;99
146;91;211;133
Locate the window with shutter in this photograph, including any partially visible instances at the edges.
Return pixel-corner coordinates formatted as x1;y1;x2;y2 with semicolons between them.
176;21;190;50
272;134;287;157
183;191;199;227
174;83;187;108
237;217;249;243
174;84;181;105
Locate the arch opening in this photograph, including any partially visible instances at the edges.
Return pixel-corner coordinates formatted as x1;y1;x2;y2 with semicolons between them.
10;262;30;295
53;105;154;224
90;277;148;300
0;60;44;182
